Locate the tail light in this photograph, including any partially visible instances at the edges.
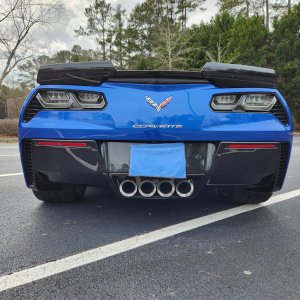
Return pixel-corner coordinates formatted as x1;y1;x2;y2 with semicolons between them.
239;94;276;111
211;93;277;112
76;92;106;109
23;90;107;122
227;143;277;149
35;90;106;110
36;140;88;147
36;91;73;108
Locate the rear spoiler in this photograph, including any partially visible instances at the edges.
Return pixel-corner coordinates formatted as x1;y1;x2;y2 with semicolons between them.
37;61;276;88
200;62;276;88
37;61;117;86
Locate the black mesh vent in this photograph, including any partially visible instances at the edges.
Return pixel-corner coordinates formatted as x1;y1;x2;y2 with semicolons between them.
270;100;289;126
274;143;289;191
23;140;35;187
23;96;43;122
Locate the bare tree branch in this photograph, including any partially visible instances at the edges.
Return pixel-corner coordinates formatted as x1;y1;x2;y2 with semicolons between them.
154;21;193;70
0;0;64;86
0;0;21;24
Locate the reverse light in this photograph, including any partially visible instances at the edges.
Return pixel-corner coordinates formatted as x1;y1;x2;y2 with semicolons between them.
211;93;277;112
77;92;106;108
36;91;73;108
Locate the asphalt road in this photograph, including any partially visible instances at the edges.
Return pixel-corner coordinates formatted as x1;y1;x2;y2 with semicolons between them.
0;138;299;299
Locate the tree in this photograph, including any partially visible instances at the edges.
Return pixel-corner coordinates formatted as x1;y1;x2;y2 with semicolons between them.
266;0;270;30
218;0;251;17
176;0;206;30
205;36;235;63
75;0;112;61
111;4;127;69
186;13;236;68
272;0;300;14
0;0;20;24
0;0;63;86
154;22;192;70
227;15;270;66
127;0;163;68
70;45;97;62
18;46;99;87
273;3;300;123
163;0;177;23
18;55;51;87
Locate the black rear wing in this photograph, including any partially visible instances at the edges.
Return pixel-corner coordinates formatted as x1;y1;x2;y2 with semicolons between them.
37;61;276;88
201;62;276;88
37;61;117;86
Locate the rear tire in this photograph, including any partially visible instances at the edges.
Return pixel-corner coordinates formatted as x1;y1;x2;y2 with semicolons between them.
218;187;272;204
33;185;86;203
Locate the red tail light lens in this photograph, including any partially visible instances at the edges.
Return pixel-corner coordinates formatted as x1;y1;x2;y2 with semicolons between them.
228;143;276;149
36;141;88;147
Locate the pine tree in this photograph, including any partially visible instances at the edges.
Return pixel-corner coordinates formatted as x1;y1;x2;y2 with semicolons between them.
176;0;206;30
128;0;164;68
111;4;127;69
273;3;300;123
218;0;251;17
75;0;112;61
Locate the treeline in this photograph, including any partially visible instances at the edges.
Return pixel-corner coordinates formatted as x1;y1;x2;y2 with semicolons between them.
1;0;300;124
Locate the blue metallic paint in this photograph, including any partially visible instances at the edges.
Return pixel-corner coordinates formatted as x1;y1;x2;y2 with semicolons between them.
18;83;293;187
19;83;293;141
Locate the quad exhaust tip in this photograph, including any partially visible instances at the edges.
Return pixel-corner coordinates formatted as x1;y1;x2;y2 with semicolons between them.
176;180;194;198
138;180;156;197
119;180;138;197
119;178;194;198
157;180;175;197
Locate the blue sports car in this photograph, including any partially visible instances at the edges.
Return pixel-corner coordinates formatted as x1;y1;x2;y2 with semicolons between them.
18;61;293;204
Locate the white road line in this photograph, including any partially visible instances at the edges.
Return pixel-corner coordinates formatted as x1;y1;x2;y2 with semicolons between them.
0;173;23;178
0;189;300;292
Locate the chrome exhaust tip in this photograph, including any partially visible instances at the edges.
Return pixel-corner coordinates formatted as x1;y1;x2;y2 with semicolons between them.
176;180;194;198
138;180;156;197
157;180;175;198
119;180;138;197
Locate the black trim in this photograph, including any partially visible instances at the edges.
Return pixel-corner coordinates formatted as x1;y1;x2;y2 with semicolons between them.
23;140;35;188
201;62;276;88
270;100;289;125
23;96;43;122
274;143;289;191
37;61;117;86
107;77;209;84
37;61;276;88
26;139;287;197
208;142;281;188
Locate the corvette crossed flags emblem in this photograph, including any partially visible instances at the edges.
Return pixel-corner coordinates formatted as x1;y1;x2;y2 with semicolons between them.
145;96;172;112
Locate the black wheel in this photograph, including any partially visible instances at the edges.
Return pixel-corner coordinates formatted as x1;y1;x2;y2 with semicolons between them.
33;185;86;202
218;187;273;204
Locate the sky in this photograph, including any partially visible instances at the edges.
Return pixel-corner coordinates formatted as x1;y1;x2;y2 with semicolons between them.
37;0;219;55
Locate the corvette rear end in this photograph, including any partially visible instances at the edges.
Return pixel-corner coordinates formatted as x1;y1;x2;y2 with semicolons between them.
18;61;293;204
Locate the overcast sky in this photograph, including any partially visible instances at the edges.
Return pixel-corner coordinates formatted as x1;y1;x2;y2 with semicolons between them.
38;0;219;55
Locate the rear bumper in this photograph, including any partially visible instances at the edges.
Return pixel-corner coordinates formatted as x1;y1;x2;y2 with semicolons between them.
21;140;290;198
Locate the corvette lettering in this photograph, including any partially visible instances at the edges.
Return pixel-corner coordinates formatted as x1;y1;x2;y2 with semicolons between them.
133;125;183;129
